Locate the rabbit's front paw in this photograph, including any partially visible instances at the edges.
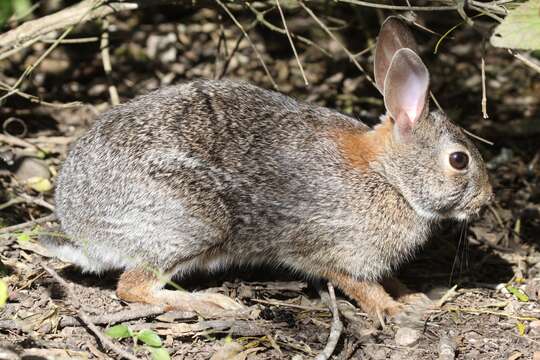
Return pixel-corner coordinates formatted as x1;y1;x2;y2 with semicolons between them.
391;293;433;328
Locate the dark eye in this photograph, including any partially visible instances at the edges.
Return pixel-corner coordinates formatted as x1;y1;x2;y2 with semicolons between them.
449;151;469;170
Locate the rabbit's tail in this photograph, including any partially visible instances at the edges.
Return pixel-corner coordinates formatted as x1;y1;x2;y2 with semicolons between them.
39;227;109;273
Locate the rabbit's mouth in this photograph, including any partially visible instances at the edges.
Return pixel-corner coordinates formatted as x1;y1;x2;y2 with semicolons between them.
451;193;493;221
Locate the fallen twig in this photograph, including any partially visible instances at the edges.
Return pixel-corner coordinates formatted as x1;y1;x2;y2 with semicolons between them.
315;282;343;360
59;304;167;327
41;263;140;360
0;214;56;236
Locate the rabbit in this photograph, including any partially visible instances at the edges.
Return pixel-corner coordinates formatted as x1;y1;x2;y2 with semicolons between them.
41;17;492;321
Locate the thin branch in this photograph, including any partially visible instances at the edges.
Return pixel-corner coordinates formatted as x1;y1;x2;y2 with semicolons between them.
217;32;245;79
481;57;488;119
298;1;376;89
0;0;105;52
245;2;331;57
315;282;343;360
336;0;458;11
0;214;56;236
41;264;140;360
216;0;278;89
100;18;120;106
511;50;540;74
463;129;494;146
275;0;308;85
0;81;83;108
0;25;75;103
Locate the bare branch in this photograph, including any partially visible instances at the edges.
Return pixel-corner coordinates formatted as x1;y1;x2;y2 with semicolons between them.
275;0;308;85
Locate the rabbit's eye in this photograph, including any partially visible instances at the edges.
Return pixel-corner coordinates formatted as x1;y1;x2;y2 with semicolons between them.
449;151;469;170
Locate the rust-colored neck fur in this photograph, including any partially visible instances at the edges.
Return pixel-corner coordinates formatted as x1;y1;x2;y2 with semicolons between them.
334;117;394;170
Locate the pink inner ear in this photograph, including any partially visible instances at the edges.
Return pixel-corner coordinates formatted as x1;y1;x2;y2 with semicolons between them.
383;48;429;128
401;73;427;124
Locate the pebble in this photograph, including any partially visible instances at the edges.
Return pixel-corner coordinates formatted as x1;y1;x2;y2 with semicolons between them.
395;327;421;347
529;320;540;335
438;335;457;360
464;349;481;360
13;156;50;181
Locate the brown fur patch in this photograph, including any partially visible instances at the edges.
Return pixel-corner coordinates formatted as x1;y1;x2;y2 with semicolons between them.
325;271;402;318
116;269;162;304
333;117;394;170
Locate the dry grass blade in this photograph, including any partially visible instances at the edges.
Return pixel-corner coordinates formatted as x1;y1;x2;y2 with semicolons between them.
275;0;308;85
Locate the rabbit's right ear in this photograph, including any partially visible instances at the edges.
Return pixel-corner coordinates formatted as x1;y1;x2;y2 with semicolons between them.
383;48;429;141
374;17;419;94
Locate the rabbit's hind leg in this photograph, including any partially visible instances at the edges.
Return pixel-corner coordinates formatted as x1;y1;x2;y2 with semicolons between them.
116;268;244;316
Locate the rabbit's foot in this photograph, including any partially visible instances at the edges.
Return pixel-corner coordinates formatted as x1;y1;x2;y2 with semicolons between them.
116;268;244;317
326;272;404;327
381;277;433;327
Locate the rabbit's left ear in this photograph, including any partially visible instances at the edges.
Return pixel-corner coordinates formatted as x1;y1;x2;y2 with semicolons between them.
383;48;429;139
374;17;419;94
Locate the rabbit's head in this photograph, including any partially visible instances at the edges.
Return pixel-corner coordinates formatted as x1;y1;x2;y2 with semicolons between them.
372;17;492;221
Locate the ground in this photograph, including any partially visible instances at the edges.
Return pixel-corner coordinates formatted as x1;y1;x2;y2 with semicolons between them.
0;3;539;360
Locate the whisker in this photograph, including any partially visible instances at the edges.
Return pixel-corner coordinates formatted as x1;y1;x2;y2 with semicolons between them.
449;220;466;287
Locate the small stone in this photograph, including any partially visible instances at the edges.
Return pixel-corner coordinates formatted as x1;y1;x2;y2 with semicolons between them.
464;349;481;360
529;320;540;335
371;348;387;360
395;327;421;347
438;335;456;360
390;352;407;360
13;156;50;182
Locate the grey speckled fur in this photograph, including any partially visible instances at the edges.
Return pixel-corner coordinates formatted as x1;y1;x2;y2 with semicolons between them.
43;79;490;283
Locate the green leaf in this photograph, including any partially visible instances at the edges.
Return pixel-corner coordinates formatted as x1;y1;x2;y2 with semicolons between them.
0;279;8;308
16;232;31;243
12;0;31;18
149;346;170;360
137;329;162;347
105;324;132;339
491;0;540;50
0;0;13;28
516;321;526;336
506;285;529;302
26;176;53;193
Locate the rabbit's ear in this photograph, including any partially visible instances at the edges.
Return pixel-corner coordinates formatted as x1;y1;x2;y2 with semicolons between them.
374;17;418;94
383;48;429;139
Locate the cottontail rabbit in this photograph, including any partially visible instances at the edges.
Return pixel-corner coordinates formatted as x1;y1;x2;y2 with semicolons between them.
42;18;492;320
